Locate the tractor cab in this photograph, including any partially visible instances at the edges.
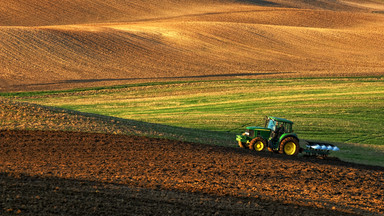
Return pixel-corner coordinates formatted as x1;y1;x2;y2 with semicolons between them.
265;117;293;133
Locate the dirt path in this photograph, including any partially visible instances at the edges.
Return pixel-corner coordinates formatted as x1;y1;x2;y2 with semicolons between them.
1;130;383;215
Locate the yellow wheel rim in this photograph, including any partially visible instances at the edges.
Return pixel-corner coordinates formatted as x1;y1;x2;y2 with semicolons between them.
254;141;264;151
284;141;296;155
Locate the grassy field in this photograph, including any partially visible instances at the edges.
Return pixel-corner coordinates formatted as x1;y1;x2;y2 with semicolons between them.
3;76;384;166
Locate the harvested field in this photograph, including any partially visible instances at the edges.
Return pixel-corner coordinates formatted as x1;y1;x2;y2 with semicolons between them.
1;130;383;215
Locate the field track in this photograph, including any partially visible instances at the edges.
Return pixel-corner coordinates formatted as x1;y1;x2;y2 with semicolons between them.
1;0;384;91
1;130;383;215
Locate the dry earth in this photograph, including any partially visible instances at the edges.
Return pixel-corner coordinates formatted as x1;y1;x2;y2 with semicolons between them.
1;130;383;215
1;0;384;91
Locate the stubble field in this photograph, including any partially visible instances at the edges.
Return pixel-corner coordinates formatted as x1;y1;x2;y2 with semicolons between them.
4;77;384;166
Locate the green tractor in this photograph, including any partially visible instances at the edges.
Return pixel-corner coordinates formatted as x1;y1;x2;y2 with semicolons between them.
236;116;339;156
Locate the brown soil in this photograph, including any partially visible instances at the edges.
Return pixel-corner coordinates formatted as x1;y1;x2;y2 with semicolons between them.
1;0;384;92
1;130;383;215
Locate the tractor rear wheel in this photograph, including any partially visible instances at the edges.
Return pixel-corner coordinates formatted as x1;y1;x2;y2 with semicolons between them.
279;137;300;156
249;137;267;152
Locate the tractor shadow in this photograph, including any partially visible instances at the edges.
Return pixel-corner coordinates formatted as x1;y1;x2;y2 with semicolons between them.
226;144;384;171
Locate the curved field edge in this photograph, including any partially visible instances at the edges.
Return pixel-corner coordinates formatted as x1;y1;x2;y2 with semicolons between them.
0;98;230;146
1;76;384;167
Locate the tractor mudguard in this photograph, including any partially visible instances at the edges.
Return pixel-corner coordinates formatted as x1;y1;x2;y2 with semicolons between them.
278;133;298;143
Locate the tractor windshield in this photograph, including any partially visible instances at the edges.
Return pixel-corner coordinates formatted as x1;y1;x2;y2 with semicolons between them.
267;120;276;131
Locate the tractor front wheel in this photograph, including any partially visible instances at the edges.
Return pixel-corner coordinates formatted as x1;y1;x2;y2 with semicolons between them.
249;137;267;152
279;137;300;156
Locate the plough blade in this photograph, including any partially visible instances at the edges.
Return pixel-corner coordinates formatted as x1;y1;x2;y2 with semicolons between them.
302;140;339;156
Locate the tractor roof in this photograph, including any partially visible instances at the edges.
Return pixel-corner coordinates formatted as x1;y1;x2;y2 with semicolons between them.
246;126;271;131
269;116;294;124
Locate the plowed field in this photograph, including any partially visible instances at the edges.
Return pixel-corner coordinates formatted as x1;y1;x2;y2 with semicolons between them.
1;130;383;215
1;0;384;92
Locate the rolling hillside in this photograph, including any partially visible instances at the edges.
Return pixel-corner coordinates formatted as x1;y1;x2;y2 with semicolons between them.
1;0;384;91
1;2;384;214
